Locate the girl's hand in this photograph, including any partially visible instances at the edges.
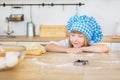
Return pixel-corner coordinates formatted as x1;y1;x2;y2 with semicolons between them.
66;48;83;53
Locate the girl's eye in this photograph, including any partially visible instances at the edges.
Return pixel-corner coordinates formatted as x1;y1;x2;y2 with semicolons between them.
71;34;75;36
78;35;84;38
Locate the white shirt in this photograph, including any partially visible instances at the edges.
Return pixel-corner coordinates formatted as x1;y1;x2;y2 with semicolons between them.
49;38;70;47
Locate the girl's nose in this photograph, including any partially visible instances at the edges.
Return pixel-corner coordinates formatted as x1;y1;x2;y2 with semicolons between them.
74;37;79;41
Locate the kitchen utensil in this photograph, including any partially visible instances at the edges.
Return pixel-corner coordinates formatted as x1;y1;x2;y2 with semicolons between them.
9;6;24;22
8;14;24;22
26;6;35;37
27;21;35;37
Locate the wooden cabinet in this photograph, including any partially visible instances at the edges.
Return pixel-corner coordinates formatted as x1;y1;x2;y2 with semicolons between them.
96;42;120;51
17;42;49;47
0;42;17;45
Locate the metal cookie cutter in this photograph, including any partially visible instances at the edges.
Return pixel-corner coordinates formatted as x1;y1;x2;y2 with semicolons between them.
73;59;89;66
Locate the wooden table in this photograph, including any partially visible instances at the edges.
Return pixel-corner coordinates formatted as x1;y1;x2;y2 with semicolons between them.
0;51;120;80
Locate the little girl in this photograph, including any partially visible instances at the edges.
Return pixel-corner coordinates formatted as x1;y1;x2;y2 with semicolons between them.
45;15;109;53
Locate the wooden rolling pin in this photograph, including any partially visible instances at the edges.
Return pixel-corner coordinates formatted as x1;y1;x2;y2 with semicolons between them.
0;44;25;57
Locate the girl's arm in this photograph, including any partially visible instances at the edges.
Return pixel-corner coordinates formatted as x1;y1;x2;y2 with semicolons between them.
45;43;109;53
80;44;110;53
45;43;83;53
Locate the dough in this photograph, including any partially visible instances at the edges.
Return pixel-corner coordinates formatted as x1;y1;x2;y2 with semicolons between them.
25;43;46;56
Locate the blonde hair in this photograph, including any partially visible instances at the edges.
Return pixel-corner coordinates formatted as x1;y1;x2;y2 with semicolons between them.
69;30;90;47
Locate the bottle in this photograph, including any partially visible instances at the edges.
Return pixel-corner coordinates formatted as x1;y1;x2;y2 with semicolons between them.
26;21;35;37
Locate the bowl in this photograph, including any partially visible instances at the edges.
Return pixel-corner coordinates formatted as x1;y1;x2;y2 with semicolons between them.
0;44;26;71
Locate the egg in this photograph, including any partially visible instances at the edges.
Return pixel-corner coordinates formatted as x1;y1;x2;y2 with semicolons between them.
5;51;20;58
0;57;6;70
6;56;18;68
5;52;19;68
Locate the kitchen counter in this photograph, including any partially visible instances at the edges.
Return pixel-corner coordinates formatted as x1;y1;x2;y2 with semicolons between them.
0;35;120;42
102;36;120;42
0;51;120;80
0;35;67;42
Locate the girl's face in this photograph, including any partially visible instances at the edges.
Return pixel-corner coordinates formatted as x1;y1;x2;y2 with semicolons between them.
70;32;86;48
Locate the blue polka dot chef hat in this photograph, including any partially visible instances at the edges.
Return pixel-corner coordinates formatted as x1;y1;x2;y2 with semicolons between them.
67;15;103;43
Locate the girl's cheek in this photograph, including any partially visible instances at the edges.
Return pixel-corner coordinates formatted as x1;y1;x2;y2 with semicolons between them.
80;38;85;42
70;36;75;41
70;39;74;43
77;37;85;42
